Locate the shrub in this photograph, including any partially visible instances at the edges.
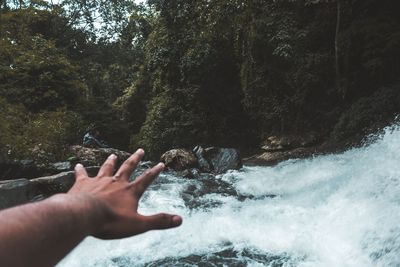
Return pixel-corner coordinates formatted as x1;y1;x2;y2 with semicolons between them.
331;84;400;143
0;98;84;163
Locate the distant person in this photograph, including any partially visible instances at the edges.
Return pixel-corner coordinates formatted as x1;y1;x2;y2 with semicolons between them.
0;149;182;267
83;129;109;148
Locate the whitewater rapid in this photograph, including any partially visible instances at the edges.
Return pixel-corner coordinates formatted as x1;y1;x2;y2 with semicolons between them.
59;125;400;267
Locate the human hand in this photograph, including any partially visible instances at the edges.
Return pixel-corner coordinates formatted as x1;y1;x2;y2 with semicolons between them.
67;149;182;239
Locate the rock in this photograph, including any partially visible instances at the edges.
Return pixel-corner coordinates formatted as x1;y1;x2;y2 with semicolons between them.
31;171;75;198
261;133;318;152
243;147;319;166
203;147;242;174
160;149;198;171
0;179;37;210
0;159;42;181
164;146;242;174
0;166;101;210
179;168;202;179
29;144;54;163
249;133;322;166
261;136;286;151
193;146;212;172
50;162;72;172
69;145;131;167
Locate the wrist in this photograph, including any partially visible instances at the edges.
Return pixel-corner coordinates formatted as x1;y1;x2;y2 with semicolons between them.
48;194;111;236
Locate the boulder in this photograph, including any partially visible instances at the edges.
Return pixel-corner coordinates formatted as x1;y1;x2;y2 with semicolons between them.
243;147;319;166
160;149;198;171
193;146;212;172
0;166;100;210
31;171;75;198
69;146;131;167
161;147;242;174
48;162;72;173
203;147;242;174
261;133;318;152
0;179;38;210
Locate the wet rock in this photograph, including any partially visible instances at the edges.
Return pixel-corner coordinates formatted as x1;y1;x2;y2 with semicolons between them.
192;146;242;174
160;149;198;171
193;146;212;172
69;145;131;167
161;146;242;174
179;168;202;179
179;175;238;209
141;247;292;267
203;147;242;174
245;133;323;166
244;147;320;166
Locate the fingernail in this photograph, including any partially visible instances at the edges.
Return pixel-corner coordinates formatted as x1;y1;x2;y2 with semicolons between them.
172;215;182;226
136;148;144;156
75;163;83;169
109;154;117;159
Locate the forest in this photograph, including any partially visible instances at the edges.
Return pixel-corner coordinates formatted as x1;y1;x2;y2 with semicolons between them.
1;0;400;163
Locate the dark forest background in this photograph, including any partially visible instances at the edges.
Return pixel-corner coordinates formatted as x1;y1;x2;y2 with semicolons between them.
1;0;399;162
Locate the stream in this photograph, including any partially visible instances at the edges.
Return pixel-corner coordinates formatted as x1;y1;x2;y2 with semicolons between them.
59;124;400;266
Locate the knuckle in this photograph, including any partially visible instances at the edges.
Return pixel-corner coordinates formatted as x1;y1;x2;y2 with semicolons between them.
160;213;169;221
103;161;112;167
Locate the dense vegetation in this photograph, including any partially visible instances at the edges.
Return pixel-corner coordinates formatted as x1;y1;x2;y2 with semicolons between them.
1;0;399;162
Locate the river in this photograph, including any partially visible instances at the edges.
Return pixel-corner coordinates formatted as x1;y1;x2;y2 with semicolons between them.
59;124;400;266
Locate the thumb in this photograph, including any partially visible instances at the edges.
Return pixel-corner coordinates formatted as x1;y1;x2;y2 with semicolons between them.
143;213;182;231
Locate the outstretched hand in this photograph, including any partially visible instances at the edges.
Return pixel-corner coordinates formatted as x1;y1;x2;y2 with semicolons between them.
68;149;182;239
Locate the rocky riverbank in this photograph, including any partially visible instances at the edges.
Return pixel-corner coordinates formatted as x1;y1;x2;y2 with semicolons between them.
0;145;134;210
0;134;353;211
244;133;320;165
0;146;132;181
0;167;100;210
0;145;243;210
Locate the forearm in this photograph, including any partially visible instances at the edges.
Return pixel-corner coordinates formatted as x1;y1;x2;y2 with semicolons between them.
0;194;102;267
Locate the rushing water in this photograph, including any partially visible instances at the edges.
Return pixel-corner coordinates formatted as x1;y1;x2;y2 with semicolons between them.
59;125;400;267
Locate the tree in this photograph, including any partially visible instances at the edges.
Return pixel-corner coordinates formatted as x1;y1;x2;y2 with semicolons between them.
0;9;86;112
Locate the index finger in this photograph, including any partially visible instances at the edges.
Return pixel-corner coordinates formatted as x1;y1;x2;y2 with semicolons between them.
115;149;145;181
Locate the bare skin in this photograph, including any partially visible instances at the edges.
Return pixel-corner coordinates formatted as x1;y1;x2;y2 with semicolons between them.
0;149;182;267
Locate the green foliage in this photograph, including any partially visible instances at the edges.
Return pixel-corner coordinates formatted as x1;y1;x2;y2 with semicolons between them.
114;73;151;134
1;0;400;163
332;84;400;142
0;98;83;163
133;90;204;159
0;9;86;112
77;97;130;150
0;98;28;158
